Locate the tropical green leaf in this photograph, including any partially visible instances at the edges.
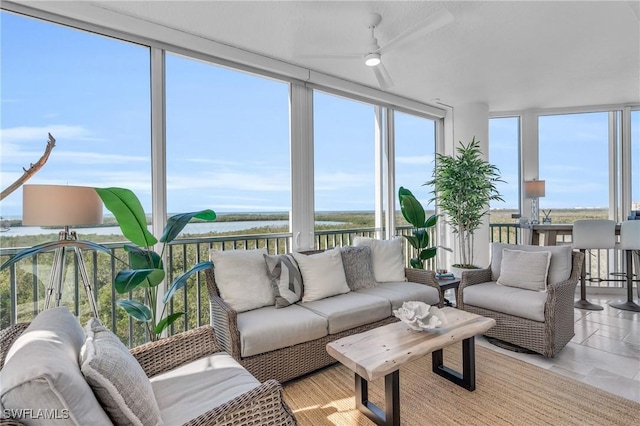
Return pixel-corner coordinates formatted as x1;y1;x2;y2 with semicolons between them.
163;261;213;303
409;258;423;269
0;240;111;271
424;214;438;228
398;186;413;199
125;246;164;287
414;229;429;249
402;235;419;250
399;194;425;229
160;210;216;243
419;247;438;260
116;299;151;322
154;312;185;335
95;187;157;248
114;269;159;293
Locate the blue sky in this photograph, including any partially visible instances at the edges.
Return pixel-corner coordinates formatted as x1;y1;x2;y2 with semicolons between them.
1;11;638;218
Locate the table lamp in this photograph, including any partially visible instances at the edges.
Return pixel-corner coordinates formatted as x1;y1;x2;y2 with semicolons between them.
524;179;545;225
22;184;103;317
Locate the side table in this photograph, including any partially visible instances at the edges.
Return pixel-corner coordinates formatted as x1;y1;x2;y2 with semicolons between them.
437;278;460;307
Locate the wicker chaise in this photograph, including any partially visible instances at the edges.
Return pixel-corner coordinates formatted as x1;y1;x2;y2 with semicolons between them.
0;323;297;426
457;250;583;358
205;267;443;383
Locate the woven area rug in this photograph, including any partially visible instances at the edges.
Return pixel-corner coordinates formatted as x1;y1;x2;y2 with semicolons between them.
282;343;640;425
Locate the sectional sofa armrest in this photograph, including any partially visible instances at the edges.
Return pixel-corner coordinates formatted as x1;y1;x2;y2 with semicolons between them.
404;267;444;307
182;379;297;426
204;267;243;360
130;325;223;378
456;268;492;308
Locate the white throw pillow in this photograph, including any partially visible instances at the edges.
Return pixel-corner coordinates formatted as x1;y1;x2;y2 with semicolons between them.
497;248;551;291
353;236;405;282
490;243;571;284
210;248;275;312
292;247;350;302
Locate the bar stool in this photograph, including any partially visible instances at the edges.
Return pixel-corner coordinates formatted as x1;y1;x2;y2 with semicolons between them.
610;220;640;312
572;219;616;311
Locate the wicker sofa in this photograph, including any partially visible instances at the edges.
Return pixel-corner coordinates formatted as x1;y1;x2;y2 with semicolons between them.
457;243;584;357
205;246;443;384
0;308;297;426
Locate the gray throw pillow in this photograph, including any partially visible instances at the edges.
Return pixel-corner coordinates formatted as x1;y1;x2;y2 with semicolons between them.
80;318;163;426
341;246;377;290
264;254;303;308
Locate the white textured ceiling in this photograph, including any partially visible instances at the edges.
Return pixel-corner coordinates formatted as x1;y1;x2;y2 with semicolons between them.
19;1;640;111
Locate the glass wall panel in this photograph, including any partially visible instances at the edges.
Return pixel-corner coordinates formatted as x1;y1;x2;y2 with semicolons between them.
489;117;520;212
313;91;376;237
632;110;640;215
0;11;150;329
538;112;609;221
394;111;436;222
166;54;290;237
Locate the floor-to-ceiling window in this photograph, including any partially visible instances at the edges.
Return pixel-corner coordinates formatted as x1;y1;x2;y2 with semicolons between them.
632;110;640;214
313;91;376;240
166;54;290;236
538;112;610;221
0;10;150;329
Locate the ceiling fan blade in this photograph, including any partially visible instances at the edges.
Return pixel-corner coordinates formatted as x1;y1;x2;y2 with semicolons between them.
372;63;394;90
377;8;454;54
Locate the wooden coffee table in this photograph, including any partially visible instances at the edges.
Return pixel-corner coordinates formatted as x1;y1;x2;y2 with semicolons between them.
326;307;495;426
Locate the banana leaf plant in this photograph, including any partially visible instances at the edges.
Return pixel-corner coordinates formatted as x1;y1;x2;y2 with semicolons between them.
95;187;216;341
398;187;438;269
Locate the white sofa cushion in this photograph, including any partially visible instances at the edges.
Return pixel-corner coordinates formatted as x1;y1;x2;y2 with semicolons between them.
237;304;328;357
356;281;440;309
0;307;112;425
353;236;406;282
80;318;162;426
340;246;376;290
292;247;350;303
497;249;551;291
263;254;303;308
490;243;572;284
299;292;391;334
210;248;275;312
151;353;260;425
463;282;548;322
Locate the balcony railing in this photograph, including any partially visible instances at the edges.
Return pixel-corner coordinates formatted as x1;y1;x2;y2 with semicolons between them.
0;223;626;346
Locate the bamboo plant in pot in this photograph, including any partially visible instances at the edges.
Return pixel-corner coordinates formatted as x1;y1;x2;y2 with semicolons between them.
425;137;504;272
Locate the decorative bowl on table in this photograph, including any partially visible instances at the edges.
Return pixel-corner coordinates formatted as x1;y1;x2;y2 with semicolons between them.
393;301;448;331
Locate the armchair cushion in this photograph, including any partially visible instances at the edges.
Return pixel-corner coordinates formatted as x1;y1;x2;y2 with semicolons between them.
491;243;572;284
150;352;260;425
353;236;405;282
463;282;548;322
80;318;162;426
497;249;551;291
211;248;275;312
0;307;112;425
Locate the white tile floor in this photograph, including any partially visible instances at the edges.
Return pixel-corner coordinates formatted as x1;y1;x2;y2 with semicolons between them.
472;293;640;403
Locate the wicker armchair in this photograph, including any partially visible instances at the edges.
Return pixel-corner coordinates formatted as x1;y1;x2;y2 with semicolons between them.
0;323;297;426
457;250;583;358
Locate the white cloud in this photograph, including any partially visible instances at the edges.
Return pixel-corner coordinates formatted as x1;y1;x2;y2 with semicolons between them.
0;125;93;143
167;170;290;192
315;172;371;191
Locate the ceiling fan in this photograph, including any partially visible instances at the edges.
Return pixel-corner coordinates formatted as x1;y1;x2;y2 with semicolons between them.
303;9;454;90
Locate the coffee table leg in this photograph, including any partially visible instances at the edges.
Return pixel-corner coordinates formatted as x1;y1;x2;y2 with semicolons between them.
355;370;400;426
431;336;476;391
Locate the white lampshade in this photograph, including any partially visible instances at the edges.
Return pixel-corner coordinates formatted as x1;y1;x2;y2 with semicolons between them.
524;180;546;198
22;184;103;227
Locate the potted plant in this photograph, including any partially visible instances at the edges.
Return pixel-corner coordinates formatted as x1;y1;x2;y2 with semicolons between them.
425;137;504;269
94;187;216;341
398;187;438;269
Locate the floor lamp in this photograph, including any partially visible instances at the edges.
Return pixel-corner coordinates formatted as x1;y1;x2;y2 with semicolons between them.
22;184;103;317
